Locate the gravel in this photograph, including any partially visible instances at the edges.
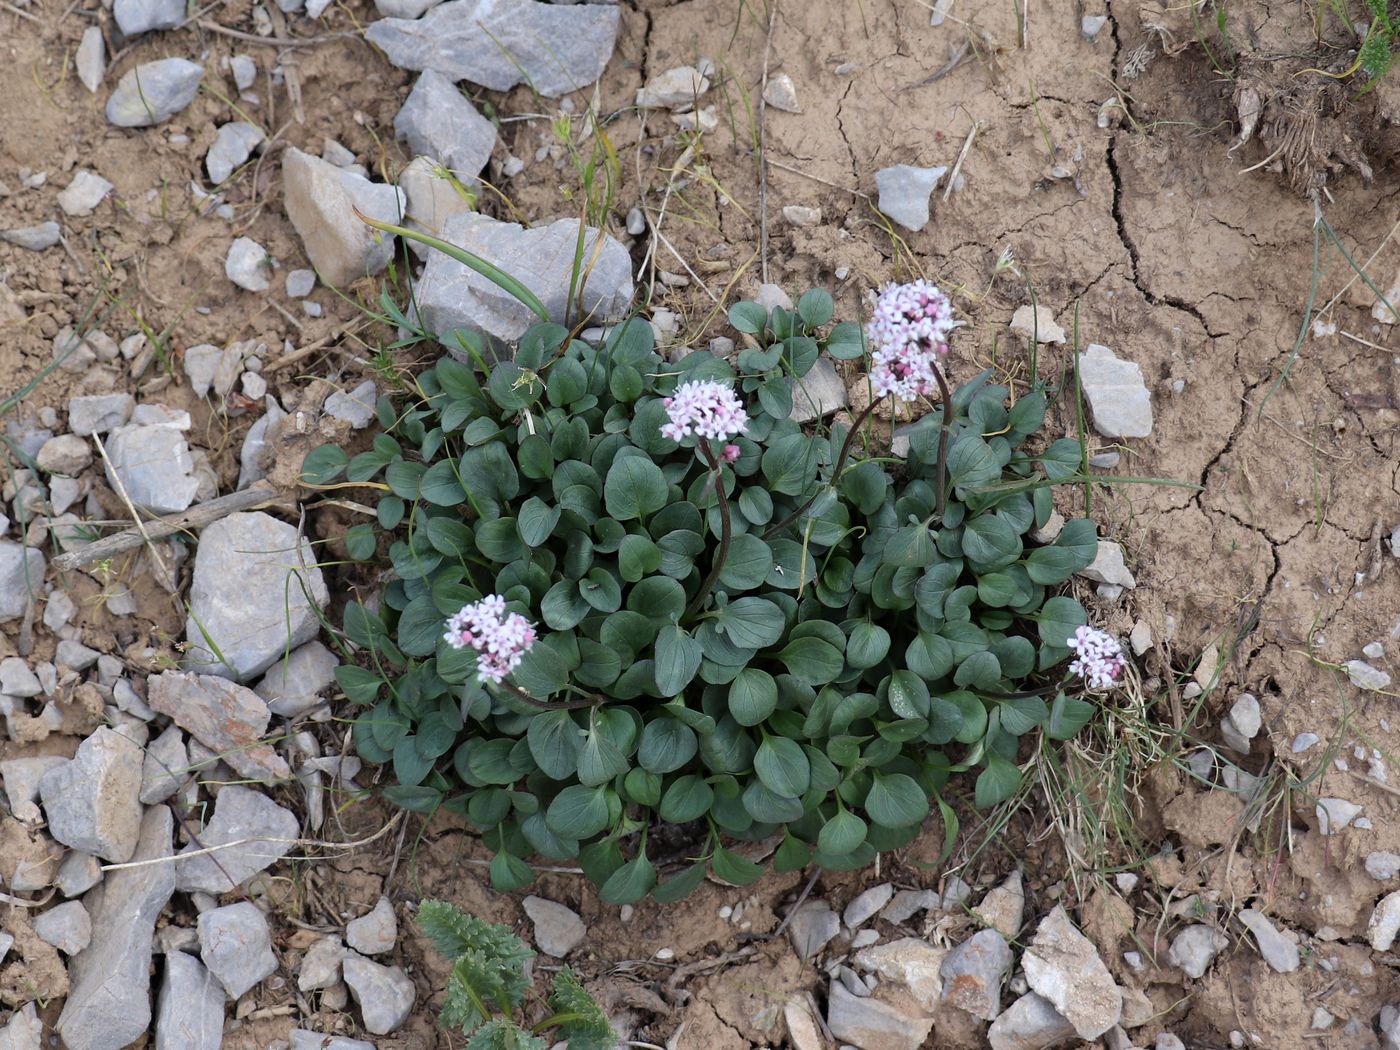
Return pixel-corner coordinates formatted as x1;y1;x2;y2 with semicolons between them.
206;122;265;186
1077;343;1154;438
0;544;44;623
843;883;894;928
148;671;291;783
253;640;338;717
68;393;134;435
763;72;801;112
790;358;848;423
182;512;329;682
1367;892;1400;951
875;164;947;232
33;900;92;955
636;61;713;109
1008;305;1066;344
199;901;279;998
826;981;933;1050
113;0;184;35
323;379;378;429
106;59;204;127
226;236;273;292
76;26;105;91
103;421;201;514
1168;924;1228;979
988;992;1079;1050
365;0;620;98
853;937;946;1012
1345;659;1392;691
1367;851;1400;880
787;900;841;958
939;928;1012;1020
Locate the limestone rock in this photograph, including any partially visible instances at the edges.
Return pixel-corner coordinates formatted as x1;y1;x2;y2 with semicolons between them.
113;0;184;34
1238;909;1299;972
394;70;496;180
826;982;932;1050
637;61;713;109
68;393;134;436
173;784;299;894
76;26;105;92
787;900;840;958
182;512;329;682
988;992;1079;1050
365;0;620;98
254;641;339;717
974;870;1026;939
226;237;273;292
1009;305;1066;344
148;671;292;782
522;896;585;958
853;937;946;1012
1168;924;1227;979
282;147;405;288
763;72;801;113
1078;344;1153;439
1368;892;1400;951
346;897;398;955
38;726;144;863
154;951;226;1050
0;543;45;622
1077;540;1136;589
206;122;264;185
843;883;894;928
415;212;633;347
940;928;1012;1020
103;422;200;514
0;222;61;250
790;358;848;422
1022;905;1122;1039
875;165;947;233
33;900;92;955
398;154;473;255
106;59;204;127
199;901;278;998
297;937;348;992
58;171;113;217
343;954;415;1034
57;807;175;1050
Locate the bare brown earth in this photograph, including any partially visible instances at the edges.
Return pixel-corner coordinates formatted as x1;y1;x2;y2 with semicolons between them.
4;0;1400;1047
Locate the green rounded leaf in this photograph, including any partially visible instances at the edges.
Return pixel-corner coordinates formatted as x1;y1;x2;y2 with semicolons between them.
728;668;778;726
604;457;668;521
818;809;868;854
654;625;703;697
864;772;930;829
754;736;810;798
599;852;656;904
546;785;610;839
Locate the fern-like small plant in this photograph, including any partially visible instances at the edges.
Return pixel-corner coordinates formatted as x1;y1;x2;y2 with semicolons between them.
418;900;616;1050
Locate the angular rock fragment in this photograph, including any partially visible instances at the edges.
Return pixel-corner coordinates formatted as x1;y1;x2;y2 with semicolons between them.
394;70;495;181
106;59;204;127
148;671;291;782
282;147;405;287
1078;343;1153;439
199;901;278;998
38;726;144;863
154;951;226;1050
875;165;947;232
1022;905;1122;1039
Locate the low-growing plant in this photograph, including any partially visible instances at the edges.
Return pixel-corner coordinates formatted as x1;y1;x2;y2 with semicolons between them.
309;278;1122;903
417;899;615;1049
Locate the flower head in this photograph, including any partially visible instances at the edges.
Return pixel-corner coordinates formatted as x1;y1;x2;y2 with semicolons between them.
661;379;749;444
443;594;537;684
865;280;956;403
722;443;741;463
1066;625;1125;690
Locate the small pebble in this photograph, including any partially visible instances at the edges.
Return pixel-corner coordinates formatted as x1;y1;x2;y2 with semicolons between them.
625;207;645;236
655;947;675;961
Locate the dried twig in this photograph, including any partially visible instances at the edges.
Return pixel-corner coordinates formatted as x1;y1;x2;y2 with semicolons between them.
0;1;41;23
52;483;286;571
90;432;177;591
943;119;980;202
756;1;778;284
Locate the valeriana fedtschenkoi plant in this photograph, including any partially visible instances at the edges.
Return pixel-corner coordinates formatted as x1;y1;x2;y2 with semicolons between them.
314;278;1132;902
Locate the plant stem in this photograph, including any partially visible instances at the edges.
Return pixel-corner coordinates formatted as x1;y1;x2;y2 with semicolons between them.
682;440;732;622
932;360;953;522
496;680;595;711
762;396;883;541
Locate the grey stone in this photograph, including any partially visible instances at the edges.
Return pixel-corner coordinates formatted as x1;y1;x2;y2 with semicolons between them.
298;936;347;991
343;955;415;1034
68;393;134;436
1227;693;1261;742
762;72;800;113
113;0;184;35
0;1003;41;1050
43;591;74;631
522;896;585;958
784;998;823;1050
1078;344;1153;439
39;726;144;862
0;543;44;624
199;901;278;998
1315;796;1362;835
626;206;645;235
237;398;287;490
1292;732;1320;753
207;122;264;186
286;269;317;298
416;212;632;346
754;283;792;313
106;59;204;127
1345;659;1391;691
394;70;496;180
103;422;200;514
77;26;105;92
988;993;1078;1050
375;0;442;15
141;724;189;804
1;756;64;822
1384;1005;1400;1050
254;640;338;717
1367;851;1400;880
1077;540;1136;589
790;358;848;422
49;476;84;515
57;850;103;897
0;932;11;964
366;0;620;98
155;951;225;1050
282;147;405;288
1238;909;1299;973
843;883;894;928
398;155;473;256
875;165;947;232
226;237;273;292
973;870;1025;939
0;658;42;696
788;900;840;958
182;512;329;682
34;899;92;954
36;433;91;475
853;937;945;1012
1022;905;1121;1039
148;671;291;782
1365;640;1385;659
636;61;712;109
826;981;932;1050
58;170;113;216
1088;451;1121;468
1083;13;1108;37
1009;305;1066;344
1368;891;1400;951
324;380;378;430
173;784;299;893
1167;924;1227;979
56;639;100;671
1156;1035;1186;1050
347;896;398;956
0;222;61;251
879;889;939;924
57;806;175;1050
291;1029;376;1050
939;928;1012;1020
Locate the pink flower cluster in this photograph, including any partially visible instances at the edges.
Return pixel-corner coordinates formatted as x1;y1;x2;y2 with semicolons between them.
866;280;955;403
1066;625;1125;690
661;379;749;444
443;594;537;684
